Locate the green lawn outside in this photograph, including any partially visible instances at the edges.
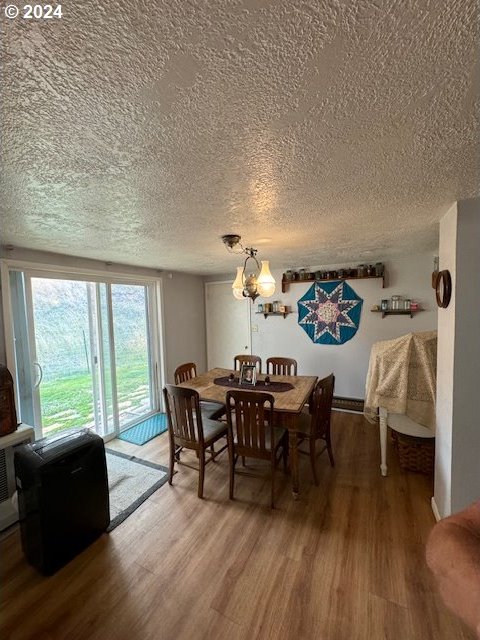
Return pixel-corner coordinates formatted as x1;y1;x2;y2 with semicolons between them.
39;358;151;435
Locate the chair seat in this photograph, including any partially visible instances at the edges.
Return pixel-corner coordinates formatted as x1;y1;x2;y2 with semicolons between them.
200;400;226;420
232;425;287;451
203;418;228;444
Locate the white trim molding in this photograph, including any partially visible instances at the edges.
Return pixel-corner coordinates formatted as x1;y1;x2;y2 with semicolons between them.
431;496;442;522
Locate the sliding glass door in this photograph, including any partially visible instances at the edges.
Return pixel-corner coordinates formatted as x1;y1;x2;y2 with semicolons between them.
111;284;153;429
30;277;101;438
9;271;159;440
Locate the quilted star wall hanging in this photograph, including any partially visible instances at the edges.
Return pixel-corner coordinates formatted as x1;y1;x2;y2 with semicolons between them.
298;281;363;345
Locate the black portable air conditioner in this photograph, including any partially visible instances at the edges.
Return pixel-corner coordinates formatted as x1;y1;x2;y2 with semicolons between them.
14;429;110;575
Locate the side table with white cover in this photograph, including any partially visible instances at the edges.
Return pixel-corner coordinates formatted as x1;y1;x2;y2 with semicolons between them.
0;424;35;530
364;331;437;477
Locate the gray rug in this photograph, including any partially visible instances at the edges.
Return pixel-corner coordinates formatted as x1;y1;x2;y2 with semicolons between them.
105;449;168;531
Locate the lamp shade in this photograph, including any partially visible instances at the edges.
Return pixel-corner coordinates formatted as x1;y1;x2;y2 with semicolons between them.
232;267;245;300
256;260;275;298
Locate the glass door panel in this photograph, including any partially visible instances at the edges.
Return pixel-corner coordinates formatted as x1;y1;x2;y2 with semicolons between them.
111;284;153;430
30;278;97;437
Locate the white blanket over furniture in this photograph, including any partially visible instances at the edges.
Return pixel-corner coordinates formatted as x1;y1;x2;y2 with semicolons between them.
364;330;437;430
364;331;437;476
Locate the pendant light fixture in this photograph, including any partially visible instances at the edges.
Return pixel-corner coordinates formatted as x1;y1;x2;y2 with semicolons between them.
221;234;276;302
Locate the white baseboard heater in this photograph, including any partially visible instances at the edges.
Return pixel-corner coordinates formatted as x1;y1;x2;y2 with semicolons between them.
0;425;35;531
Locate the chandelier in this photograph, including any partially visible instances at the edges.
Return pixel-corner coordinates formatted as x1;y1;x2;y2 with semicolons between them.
221;234;276;302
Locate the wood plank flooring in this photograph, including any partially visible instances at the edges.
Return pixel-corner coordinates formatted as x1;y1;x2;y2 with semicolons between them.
0;413;474;640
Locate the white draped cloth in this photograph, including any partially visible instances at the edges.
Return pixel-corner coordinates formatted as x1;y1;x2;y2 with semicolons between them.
364;331;437;431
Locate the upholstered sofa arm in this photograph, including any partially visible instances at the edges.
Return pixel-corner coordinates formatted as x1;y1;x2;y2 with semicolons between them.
426;500;480;637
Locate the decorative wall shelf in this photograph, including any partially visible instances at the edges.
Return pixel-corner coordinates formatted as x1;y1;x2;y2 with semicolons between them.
281;274;385;293
371;309;423;319
255;311;290;319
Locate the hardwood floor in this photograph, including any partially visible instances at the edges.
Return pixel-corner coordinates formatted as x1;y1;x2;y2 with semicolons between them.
0;413;474;640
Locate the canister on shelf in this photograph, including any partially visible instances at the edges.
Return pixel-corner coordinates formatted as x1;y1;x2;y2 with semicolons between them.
391;295;402;310
381;299;389;311
375;262;384;276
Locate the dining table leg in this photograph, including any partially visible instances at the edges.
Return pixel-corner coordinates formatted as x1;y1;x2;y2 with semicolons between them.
289;428;300;500
281;413;300;500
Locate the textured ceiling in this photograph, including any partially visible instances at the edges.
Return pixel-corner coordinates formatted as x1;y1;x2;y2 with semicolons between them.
1;0;479;274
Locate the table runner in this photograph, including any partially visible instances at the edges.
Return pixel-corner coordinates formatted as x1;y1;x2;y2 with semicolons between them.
213;376;294;393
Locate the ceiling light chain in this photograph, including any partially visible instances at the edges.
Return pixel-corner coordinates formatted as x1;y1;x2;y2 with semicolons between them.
221;234;275;302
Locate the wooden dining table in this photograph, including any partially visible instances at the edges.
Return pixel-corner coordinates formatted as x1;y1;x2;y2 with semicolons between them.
177;367;318;499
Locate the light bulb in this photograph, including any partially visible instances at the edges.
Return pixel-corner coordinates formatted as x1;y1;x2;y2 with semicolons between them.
233;288;244;300
232;267;245;300
256;260;275;298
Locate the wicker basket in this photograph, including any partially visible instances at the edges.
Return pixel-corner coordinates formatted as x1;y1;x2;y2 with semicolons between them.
391;431;435;474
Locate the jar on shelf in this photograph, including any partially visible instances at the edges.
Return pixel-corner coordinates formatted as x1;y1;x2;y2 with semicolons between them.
272;301;280;313
381;299;389;311
375;262;384;276
391;295;402;310
357;264;366;277
403;299;411;310
366;265;373;276
257;303;263;313
284;270;293;281
299;268;306;280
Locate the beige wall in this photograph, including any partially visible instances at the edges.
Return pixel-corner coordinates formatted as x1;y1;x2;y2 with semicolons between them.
161;271;207;383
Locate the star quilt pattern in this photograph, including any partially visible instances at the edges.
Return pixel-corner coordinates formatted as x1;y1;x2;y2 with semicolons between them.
297;281;363;345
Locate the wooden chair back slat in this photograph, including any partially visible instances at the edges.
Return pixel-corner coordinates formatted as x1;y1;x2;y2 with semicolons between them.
227;390;274;455
174;362;197;384
310;374;335;439
233;354;262;374
266;357;298;376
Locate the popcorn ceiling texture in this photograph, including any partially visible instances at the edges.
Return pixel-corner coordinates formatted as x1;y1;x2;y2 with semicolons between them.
1;0;478;274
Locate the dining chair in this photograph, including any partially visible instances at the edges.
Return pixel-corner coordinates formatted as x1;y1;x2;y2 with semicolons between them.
233;354;262;374
296;374;335;485
163;385;228;498
174;362;226;420
266;357;298;376
174;362;197;384
225;390;288;508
